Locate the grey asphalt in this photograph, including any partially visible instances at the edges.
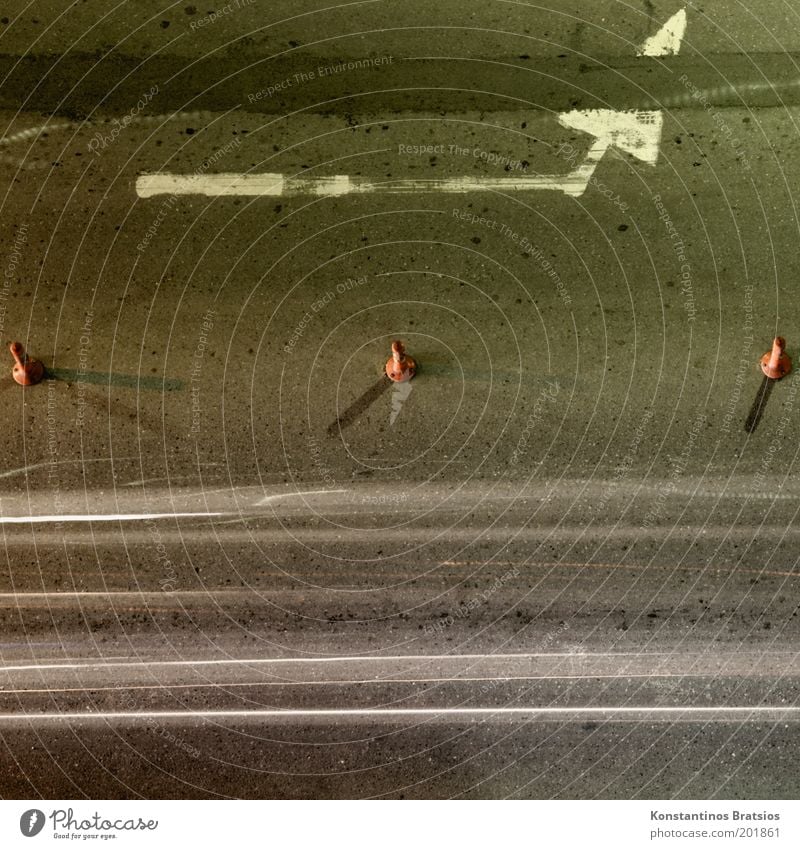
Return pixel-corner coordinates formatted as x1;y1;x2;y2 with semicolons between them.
1;1;799;799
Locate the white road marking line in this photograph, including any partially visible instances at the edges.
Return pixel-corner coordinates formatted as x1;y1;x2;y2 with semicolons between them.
0;111;215;148
0;456;139;480
254;489;348;506
0;122;73;146
637;8;688;57
0;512;223;525
0;590;259;599
0;706;796;721
0;652;765;673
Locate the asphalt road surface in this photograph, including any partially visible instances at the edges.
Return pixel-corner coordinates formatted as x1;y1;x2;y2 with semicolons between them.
0;1;799;799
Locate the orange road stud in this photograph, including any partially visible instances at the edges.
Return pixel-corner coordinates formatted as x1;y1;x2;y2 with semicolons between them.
385;340;416;383
9;341;44;386
760;336;791;380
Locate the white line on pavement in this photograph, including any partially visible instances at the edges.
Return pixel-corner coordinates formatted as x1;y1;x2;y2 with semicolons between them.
134;134;617;199
0;706;797;722
255;489;348;506
0;651;777;673
0;512;223;524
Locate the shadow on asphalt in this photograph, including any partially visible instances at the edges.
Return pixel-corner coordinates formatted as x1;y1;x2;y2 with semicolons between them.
744;375;773;433
45;366;184;392
327;374;392;435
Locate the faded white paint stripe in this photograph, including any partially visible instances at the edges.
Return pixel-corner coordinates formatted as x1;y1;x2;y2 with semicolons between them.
0;705;796;721
0;652;676;673
255;489;348;506
0;591;254;599
137;173;285;197
0;512;222;524
135;161;610;199
0;456;140;480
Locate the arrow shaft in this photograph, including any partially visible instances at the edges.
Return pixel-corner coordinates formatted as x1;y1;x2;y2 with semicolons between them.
135;142;610;200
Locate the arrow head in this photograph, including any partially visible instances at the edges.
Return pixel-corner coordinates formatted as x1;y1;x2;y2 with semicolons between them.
637;8;688;57
558;109;664;166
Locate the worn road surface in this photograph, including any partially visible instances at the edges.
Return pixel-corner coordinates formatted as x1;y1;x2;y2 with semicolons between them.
0;1;799;799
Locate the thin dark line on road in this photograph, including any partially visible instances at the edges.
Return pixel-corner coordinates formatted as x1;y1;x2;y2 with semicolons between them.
3;560;799;601
2;673;723;696
744;375;773;433
327;375;392;435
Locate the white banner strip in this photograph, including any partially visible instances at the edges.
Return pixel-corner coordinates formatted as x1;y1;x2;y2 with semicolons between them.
1;800;797;848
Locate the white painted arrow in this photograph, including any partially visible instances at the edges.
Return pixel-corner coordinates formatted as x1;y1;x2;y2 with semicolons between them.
135;12;685;201
135;110;661;200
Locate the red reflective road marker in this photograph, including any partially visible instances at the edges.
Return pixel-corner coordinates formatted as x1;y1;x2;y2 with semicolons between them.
760;336;791;380
385;340;416;383
9;341;44;386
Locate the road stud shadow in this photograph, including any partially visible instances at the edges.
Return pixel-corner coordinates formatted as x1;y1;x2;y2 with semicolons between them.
327;374;392;435
45;367;184;392
744;375;773;434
